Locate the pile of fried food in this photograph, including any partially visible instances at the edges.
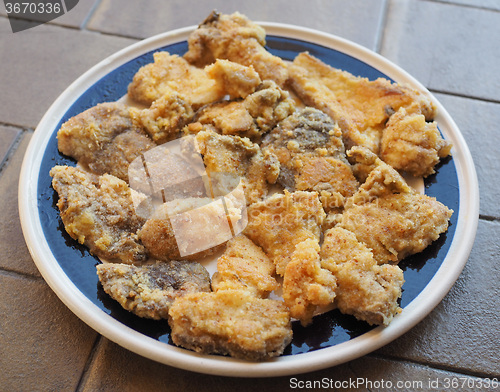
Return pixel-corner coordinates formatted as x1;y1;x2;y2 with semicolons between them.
50;11;453;361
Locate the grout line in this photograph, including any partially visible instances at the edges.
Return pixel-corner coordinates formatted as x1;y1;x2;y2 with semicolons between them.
348;361;373;392
0;267;43;282
0;120;33;129
75;334;103;392
0;128;29;177
369;352;500;380
86;27;144;41
374;0;390;54
480;214;500;223
422;0;500;14
1;12;141;41
430;88;500;105
80;0;103;30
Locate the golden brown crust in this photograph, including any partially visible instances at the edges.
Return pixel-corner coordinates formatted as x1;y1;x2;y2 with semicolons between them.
381;108;452;177
50;166;147;264
168;290;292;361
288;52;436;154
320;227;404;326
183;11;288;86
261;107;357;211
127;52;218;107
282;239;336;326
135;92;194;144
191;80;296;140
211;234;279;297
244;190;326;276
341;147;453;264
340;192;453;264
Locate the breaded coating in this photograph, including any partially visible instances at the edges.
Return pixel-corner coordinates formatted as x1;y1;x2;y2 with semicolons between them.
345;146;413;206
96;260;211;320
184;11;288;87
340;147;453;264
139;197;240;261
262;107;357;210
128;53;261;108
288;52;436;153
320;227;404;326
242;80;296;136
128;52;218;107
192;102;255;137
282;239;336;326
295;156;359;211
195;129;278;204
50;166;147;264
381;107;452;177
204;59;262;98
211;234;279;298
57;102;155;181
135;91;194;144
168;290;292;360
341;192;452;265
244;190;326;276
191;80;295;140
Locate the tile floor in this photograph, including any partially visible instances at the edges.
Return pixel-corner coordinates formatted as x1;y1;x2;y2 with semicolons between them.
1;0;498;390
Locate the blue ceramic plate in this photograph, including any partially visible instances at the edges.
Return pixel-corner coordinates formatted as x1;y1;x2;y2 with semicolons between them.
19;23;479;377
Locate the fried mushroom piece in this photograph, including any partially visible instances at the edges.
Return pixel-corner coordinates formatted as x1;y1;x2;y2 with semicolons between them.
321;227;404;326
244;190;326;276
288;52;436;154
262;107;358;211
57;102;156;182
190;80;296;140
96;260;211;320
380;107;452;177
183;11;288;87
168;290;292;361
282;239;336;326
340;147;453;265
211;234;279;298
204;58;262;98
50;166;147;264
139;197;240;261
135;91;195;144
128;53;261;108
127;52;218;107
195;129;279;204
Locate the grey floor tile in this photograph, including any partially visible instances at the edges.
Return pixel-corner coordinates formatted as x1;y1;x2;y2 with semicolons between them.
352;356;495;392
381;0;500;101
0;17;137;128
0;272;98;392
0;132;41;277
79;338;496;391
434;93;500;219
52;0;101;29
0;125;21;166
80;338;359;392
87;0;385;50
377;219;500;376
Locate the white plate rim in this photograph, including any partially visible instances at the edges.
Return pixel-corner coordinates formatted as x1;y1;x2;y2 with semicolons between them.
18;22;479;377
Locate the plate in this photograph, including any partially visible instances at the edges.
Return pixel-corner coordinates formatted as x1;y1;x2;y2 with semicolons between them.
18;23;479;377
